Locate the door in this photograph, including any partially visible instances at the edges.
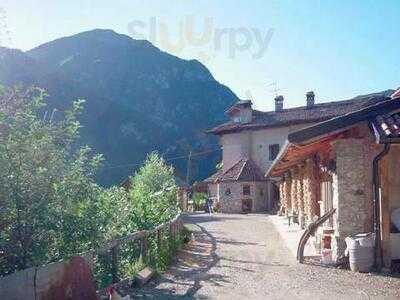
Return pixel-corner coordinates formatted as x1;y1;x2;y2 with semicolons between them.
242;198;253;213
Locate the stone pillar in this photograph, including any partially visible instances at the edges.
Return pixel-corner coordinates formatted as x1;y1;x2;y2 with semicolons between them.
303;158;320;224
290;168;298;214
311;160;321;219
278;180;285;215
283;173;292;216
331;138;368;261
303;159;312;224
297;165;305;228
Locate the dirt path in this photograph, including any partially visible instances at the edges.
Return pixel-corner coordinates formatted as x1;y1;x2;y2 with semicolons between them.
131;213;400;299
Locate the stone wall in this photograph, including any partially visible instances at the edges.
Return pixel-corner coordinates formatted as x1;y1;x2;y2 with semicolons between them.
331;137;373;260
0;257;97;300
217;181;267;213
208;183;218;200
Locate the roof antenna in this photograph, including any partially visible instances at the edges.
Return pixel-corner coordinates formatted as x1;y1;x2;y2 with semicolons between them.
267;81;281;97
244;90;254;102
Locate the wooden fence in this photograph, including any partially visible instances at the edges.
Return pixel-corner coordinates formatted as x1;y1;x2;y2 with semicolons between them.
84;213;184;288
0;214;184;299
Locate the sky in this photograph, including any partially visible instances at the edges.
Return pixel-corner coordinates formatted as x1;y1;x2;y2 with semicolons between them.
1;0;399;111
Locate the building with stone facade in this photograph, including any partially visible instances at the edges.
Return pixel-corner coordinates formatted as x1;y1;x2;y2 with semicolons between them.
205;90;394;214
266;90;400;269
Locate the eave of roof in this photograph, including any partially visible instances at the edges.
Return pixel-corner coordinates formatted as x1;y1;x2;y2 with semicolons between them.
205;158;265;183
209;90;394;135
371;111;400;144
288;97;400;144
266;97;400;178
208;118;326;135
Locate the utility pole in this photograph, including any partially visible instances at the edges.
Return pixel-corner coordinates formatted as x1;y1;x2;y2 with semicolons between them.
186;150;192;185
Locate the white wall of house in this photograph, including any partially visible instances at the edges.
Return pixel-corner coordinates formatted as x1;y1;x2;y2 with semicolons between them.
220;124;313;172
221;132;251;171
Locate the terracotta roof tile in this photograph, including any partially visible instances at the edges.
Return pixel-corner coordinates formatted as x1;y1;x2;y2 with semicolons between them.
373;111;400;142
205;159;265;183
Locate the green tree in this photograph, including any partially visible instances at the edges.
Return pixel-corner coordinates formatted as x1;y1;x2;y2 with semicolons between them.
0;87;180;277
0;87;129;274
128;152;180;230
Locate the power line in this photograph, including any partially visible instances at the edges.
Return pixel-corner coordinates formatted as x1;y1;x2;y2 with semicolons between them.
186;150;192;185
102;148;221;170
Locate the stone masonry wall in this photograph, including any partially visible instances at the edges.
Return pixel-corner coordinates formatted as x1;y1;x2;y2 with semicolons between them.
283;174;292;215
290;168;299;214
331;138;371;260
218;181;267;213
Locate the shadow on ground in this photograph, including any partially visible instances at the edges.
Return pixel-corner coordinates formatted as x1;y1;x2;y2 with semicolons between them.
129;219;225;299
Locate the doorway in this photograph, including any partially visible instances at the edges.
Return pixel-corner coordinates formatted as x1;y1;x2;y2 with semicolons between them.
242;198;253;213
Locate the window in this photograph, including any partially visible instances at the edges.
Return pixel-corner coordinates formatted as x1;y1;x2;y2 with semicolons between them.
225;188;231;196
269;144;280;161
259;188;264;196
243;185;251;196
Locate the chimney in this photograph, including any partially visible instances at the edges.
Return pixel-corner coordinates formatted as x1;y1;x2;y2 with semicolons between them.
306;91;315;108
275;95;284;111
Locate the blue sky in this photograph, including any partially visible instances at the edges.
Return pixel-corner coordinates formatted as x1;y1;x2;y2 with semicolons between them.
2;0;399;111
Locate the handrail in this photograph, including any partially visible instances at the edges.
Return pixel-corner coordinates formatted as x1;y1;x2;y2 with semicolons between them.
94;213;181;255
297;208;336;263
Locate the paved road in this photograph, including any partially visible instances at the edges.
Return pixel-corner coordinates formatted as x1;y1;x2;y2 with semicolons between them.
132;213;400;299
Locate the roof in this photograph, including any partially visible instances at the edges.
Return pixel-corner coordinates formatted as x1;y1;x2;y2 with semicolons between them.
266;97;400;178
204;158;265;183
288;97;400;144
203;169;223;183
372;111;400;144
225;99;252;115
391;89;400;99
209;90;394;135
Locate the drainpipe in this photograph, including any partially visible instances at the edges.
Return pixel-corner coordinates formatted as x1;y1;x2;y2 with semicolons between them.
372;143;391;271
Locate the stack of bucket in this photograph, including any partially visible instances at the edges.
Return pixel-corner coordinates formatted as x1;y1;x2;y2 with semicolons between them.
345;233;375;272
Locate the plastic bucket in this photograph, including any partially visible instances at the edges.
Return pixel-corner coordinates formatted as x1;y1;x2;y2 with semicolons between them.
345;233;374;273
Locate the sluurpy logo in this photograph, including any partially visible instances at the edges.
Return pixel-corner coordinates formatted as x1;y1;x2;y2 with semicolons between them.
128;16;274;62
0;7;11;47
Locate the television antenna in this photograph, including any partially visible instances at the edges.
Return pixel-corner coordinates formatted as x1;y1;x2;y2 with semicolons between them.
267;81;281;97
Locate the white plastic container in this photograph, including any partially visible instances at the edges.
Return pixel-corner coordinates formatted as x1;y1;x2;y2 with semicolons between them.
321;248;333;265
391;208;400;231
345;233;375;273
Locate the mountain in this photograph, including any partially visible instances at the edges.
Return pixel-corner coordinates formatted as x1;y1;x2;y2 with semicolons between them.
0;29;238;185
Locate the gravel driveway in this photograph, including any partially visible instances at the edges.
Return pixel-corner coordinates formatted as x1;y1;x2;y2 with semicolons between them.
131;213;400;299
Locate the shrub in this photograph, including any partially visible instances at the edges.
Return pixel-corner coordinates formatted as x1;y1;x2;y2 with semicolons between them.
192;192;207;211
127;152;180;230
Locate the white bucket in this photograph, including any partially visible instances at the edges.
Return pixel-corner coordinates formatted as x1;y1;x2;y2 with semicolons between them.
345;233;375;273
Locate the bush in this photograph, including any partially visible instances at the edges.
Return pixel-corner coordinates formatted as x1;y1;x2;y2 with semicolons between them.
192;192;207;211
127;152;180;230
0;87;181;277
